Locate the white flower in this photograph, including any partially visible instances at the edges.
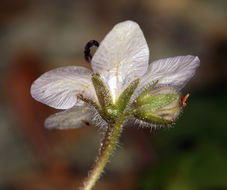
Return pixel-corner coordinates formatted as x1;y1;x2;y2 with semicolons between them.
30;20;200;130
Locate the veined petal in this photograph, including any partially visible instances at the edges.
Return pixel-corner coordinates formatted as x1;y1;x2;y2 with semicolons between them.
45;105;91;130
31;66;97;109
138;55;200;91
91;20;149;102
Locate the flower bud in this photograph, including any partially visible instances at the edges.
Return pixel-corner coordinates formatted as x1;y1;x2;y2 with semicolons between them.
133;87;181;124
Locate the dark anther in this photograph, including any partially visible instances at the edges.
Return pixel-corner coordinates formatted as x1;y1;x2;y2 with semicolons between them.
84;40;99;63
81;120;90;126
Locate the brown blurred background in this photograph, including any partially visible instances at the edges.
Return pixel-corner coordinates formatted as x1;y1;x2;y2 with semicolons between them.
0;0;226;190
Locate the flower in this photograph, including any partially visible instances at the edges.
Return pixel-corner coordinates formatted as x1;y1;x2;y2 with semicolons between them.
31;20;200;130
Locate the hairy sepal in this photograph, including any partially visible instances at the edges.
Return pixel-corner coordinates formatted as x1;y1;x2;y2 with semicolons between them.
133;86;181;125
134;110;173;124
92;74;113;109
115;78;139;114
92;74;140;123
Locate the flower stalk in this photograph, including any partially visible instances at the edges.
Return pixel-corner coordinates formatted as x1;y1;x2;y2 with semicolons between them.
81;112;131;190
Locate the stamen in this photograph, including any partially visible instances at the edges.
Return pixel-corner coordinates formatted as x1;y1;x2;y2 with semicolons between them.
84;40;99;63
181;93;190;107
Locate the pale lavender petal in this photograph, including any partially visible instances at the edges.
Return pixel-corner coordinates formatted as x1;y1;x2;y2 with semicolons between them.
138;55;200;92
31;66;97;109
45;105;91;130
91;20;149;102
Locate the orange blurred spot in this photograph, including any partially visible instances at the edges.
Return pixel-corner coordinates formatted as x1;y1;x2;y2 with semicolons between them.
181;93;190;107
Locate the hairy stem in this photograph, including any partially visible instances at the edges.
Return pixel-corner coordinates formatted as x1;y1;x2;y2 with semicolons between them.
100;123;113;155
81;112;130;190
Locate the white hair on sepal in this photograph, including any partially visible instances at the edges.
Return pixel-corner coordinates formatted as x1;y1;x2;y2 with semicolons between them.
124;116;154;129
127;116;177;132
135;118;155;129
139;119;174;133
88;105;108;130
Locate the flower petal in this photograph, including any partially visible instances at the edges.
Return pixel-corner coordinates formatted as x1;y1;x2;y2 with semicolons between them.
31;66;97;109
91;20;149;102
138;55;200;91
45;105;91;130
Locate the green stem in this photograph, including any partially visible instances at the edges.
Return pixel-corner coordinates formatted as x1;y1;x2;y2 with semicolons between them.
81;112;130;190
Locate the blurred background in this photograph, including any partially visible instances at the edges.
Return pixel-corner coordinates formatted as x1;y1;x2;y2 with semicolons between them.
0;0;226;190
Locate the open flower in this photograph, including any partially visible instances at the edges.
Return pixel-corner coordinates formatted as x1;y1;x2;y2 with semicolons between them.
31;20;200;129
31;20;200;190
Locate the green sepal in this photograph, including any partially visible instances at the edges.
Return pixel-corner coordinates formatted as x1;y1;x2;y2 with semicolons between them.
134;110;173;124
135;80;158;102
133;94;178;124
136;94;178;112
77;94;101;112
133;87;181;125
133;94;177;124
92;74;113;109
115;78;140;114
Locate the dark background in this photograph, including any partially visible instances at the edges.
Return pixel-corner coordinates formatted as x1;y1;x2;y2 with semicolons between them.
0;0;226;189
